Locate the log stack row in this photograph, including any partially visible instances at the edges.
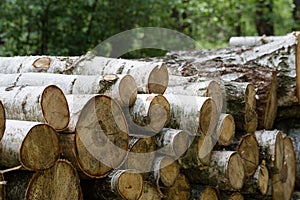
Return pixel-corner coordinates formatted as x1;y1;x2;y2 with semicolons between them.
0;32;298;200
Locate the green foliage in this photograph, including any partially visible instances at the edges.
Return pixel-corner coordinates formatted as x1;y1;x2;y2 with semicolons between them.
0;0;298;57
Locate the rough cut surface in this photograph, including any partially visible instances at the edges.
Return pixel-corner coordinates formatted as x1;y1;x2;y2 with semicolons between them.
0;120;60;170
0;85;69;130
25;160;82;200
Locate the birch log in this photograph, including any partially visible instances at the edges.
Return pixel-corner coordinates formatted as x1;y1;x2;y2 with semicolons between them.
288;131;300;188
123;136;157;173
0;73;137;107
155;128;191;158
229;34;294;47
164;94;217;136
167;32;299;105
152;156;180;193
139;182;161;200
224;82;257;132
255;130;284;175
0;55;169;94
166;75;223;114
163;173;191;200
280;136;296;200
0;101;5;141
74;95;129;178
213;114;235;146
0;85;69;131
129;94;170;135
178;135;213;169
191;185;220;200
242;160;269;196
80;170;144;200
185;151;245;191
236;133;260;177
110;170;144;200
0;120;60;170
25;160;82;200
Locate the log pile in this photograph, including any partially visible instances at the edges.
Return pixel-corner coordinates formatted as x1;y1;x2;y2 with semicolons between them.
0;32;298;200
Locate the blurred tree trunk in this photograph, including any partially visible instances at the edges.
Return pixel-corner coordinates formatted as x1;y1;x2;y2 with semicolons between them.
293;0;300;30
255;0;274;35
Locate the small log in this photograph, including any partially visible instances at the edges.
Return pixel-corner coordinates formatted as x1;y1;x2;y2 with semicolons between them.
220;192;244;200
0;55;168;94
229;34;293;47
224;82;257;133
0;101;5;141
178;135;213;168
123;136;157;173
166;75;223;114
80;169;144;200
0;85;69;131
0;120;60;170
281;136;296;200
139;182;161;200
190;185;220;200
288;131;300;189
185;151;245;191
255;130;284;175
155;128;191;159
74;95;128;178
129;94;170;135
164;94;217;136
152;156;180;192
0;73;137;106
163;173;191;200
111;170;144;200
242;160;269;196
25;160;82;200
236;133;260;177
213;113;235;146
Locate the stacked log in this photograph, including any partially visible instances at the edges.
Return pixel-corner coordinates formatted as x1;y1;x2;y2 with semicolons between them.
0;34;299;199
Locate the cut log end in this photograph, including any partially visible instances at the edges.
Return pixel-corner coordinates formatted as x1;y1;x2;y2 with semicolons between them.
275;131;284;175
118;74;138;106
41;85;70;130
112;170;144;200
199;187;219;200
228;192;244;200
75;95;129;178
158;156;180;187
228;152;245;190
139;182;161;200
126;137;157;172
215;114;235;146
148;64;169;94
32;57;51;69
0;101;5;141
281;136;296;200
20;124;60;170
164;173;191;200
237;134;259;177
244;84;258;133
25;160;82;200
172;130;191;157
198;135;213;166
148;95;170;133
258;160;269;195
199;98;215;135
206;80;223;114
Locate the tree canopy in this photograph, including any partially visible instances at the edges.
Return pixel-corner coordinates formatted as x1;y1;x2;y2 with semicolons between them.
0;0;298;57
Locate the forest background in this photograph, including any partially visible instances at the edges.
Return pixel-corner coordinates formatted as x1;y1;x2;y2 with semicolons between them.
0;0;299;58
